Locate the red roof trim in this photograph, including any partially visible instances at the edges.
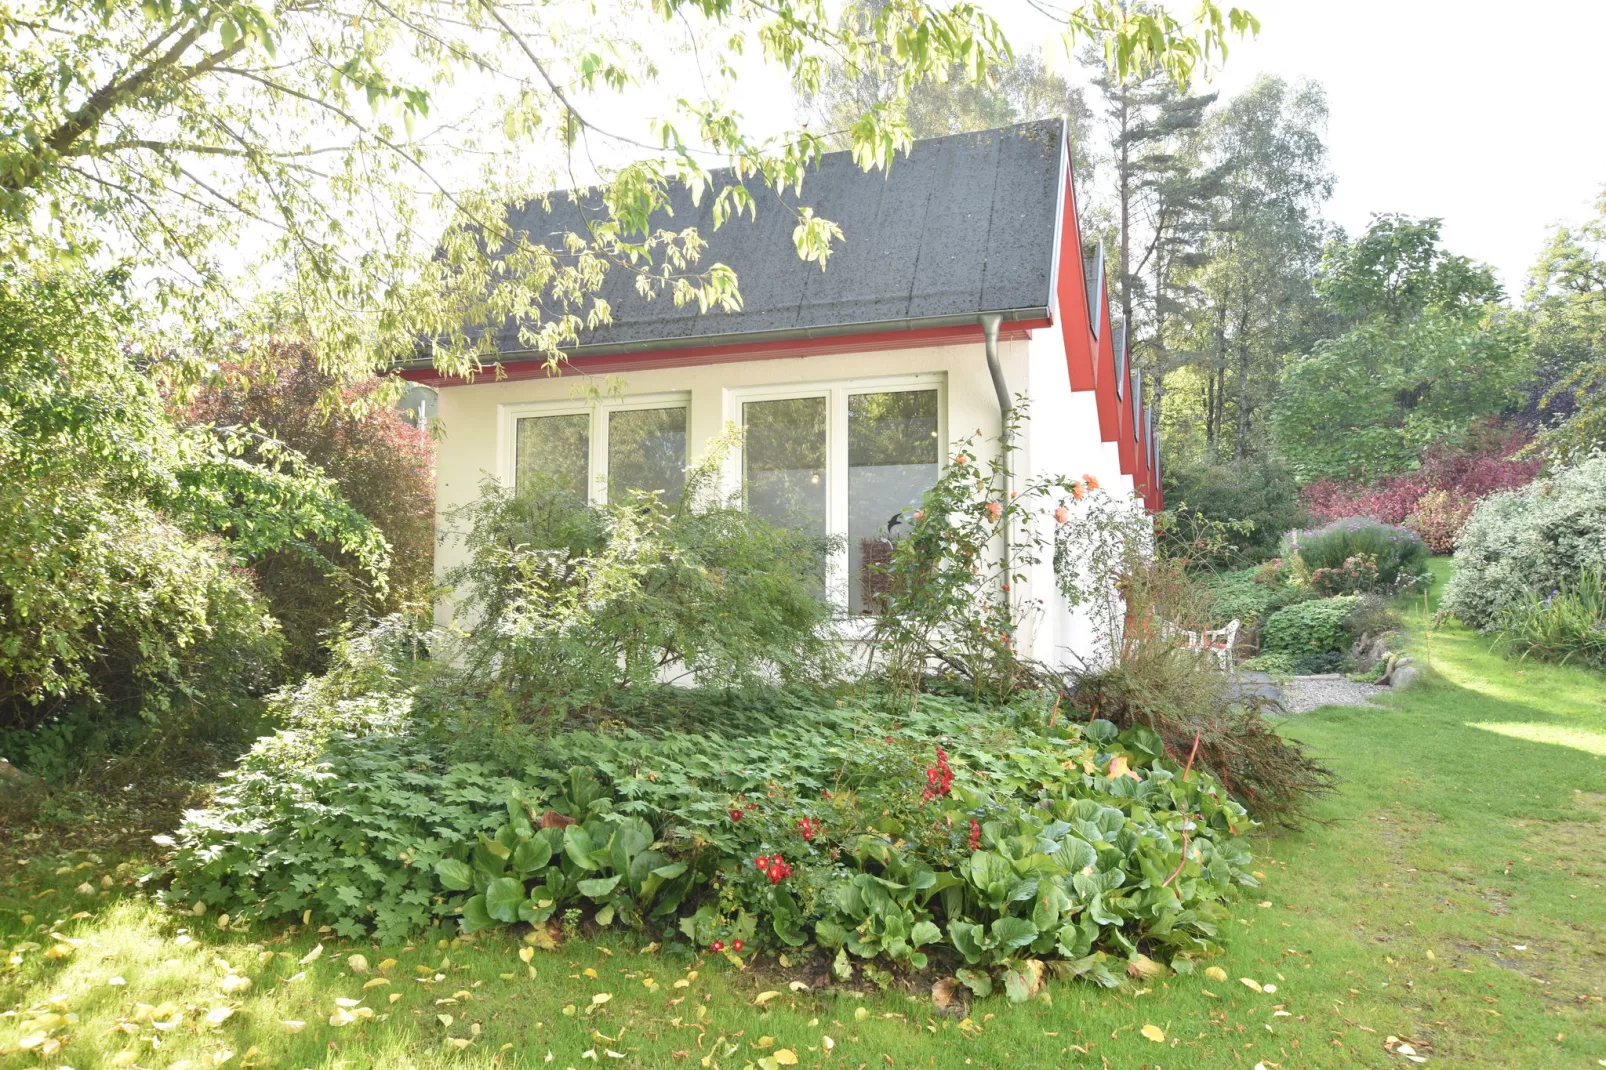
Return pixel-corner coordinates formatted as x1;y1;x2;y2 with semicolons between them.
399;320;1045;387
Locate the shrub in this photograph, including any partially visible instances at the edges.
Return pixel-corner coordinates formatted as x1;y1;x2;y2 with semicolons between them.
1493;571;1606;669
1261;597;1363;673
0;271;382;761
184;343;435;675
1402;488;1474;554
1160;457;1304;560
443;455;841;718
1288;518;1431;591
1309;554;1380;595
1444;456;1606;630
171;683;1259;990
1300;429;1541;535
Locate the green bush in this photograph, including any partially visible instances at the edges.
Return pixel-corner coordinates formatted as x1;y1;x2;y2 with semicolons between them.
1445;457;1606;630
1261;597;1363;674
1161;457;1304;561
0;270;383;762
1288;518;1431;591
1203;565;1313;627
171;674;1258;990
442;460;840;718
184;342;435;676
1494;570;1606;669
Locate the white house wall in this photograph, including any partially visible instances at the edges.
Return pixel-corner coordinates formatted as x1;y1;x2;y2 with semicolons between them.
430;333;1120;668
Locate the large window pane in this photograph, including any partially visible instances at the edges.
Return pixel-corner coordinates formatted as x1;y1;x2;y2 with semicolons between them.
743;396;827;536
515;412;590;502
608;406;687;502
849;389;939;614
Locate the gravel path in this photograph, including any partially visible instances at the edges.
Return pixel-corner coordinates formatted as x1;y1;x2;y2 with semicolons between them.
1281;673;1387;714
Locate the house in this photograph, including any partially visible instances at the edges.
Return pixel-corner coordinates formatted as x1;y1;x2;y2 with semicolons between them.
403;119;1160;667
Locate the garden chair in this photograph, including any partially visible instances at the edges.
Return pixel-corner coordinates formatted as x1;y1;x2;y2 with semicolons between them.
1201;619;1241;670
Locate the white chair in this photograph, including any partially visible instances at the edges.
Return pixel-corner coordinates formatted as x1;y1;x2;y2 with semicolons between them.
1200;619;1241;670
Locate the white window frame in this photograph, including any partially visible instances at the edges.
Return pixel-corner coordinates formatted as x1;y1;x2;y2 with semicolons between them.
498;391;692;505
725;373;948;612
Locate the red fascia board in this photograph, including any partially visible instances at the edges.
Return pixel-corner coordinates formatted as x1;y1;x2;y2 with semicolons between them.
398;320;1045;388
1052;163;1100;396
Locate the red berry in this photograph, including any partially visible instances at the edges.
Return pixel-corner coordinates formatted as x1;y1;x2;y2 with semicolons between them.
710;940;724;952
730;809;742;822
732;939;743;952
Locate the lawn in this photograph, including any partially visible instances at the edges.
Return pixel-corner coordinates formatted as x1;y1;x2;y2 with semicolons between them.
2;561;1602;1069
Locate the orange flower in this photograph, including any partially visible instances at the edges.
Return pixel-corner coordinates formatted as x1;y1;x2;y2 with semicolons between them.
1053;506;1070;524
955;453;969;466
985;501;1003;522
1083;473;1100;491
1071;481;1087;501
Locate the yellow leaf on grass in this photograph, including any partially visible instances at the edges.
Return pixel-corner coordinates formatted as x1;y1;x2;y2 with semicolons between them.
219;973;251;994
1239;977;1264;993
205;1006;235;1026
334;997;362;1008
1140;1024;1165;1043
378;958;397;971
363;977;390;989
753;990;781;1006
280;1020;307;1033
773;1049;799;1065
347;954;370;975
520;947;535;964
583;967;599;979
299;944;324;965
592;993;612;1006
1204;966;1228;982
438;1014;454;1028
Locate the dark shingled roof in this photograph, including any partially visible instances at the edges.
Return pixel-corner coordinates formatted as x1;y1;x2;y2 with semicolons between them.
479;119;1068;357
1084;244;1104;341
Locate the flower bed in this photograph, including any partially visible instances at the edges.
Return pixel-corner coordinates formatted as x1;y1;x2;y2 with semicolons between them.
169;689;1257;996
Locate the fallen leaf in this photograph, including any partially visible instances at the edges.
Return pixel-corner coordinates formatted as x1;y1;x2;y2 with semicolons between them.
753;990;781;1006
347;954;370;975
1140;1024;1165;1043
1239;977;1264;993
773;1050;798;1065
280;1020;307;1033
1127;954;1167;980
520;947;535;964
204;1007;235;1026
932;977;960;1011
592;992;612;1006
1205;966;1228;983
299;944;324;965
363;977;390;989
219;974;251;994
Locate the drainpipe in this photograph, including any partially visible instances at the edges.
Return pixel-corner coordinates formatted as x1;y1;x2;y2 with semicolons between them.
980;313;1014;630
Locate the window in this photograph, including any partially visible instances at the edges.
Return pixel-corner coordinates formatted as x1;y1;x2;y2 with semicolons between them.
506;395;689;505
733;377;944;615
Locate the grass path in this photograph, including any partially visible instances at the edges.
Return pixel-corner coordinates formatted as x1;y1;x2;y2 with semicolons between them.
2;561;1603;1069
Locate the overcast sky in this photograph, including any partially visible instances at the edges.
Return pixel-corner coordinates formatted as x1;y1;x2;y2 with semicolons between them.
1075;0;1606;295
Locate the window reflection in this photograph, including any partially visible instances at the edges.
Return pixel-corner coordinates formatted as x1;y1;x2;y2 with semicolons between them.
848;390;939;614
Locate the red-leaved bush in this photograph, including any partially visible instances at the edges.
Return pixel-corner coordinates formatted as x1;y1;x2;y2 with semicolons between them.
1300;429;1539;554
184;342;435;673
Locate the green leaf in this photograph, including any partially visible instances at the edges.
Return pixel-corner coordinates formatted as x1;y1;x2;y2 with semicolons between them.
910;920;942;948
512;836;552;875
435;858;474;891
484;877;525;923
990;916;1039;950
460;895;493;934
576;874;622;899
563;825;599;871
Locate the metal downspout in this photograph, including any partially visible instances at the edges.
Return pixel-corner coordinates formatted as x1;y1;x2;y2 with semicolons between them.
980;313;1013;629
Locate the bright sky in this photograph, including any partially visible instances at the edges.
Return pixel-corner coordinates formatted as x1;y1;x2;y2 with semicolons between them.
1060;0;1606;295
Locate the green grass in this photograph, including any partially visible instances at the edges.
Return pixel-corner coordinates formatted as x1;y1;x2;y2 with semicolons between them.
3;559;1603;1069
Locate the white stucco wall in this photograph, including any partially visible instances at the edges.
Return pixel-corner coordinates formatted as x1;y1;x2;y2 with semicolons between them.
429;330;1124;668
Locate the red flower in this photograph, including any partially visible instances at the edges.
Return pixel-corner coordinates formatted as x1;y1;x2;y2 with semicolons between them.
729;809;743;822
732;939;743;952
797;817;819;841
921;746;955;803
968;818;982;851
710;940;724;952
755;856;769;871
821;789;832;800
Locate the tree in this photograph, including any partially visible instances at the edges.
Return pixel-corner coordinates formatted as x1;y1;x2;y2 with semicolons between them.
1174;76;1332;460
1272;216;1531;483
1525;188;1606;461
0;0;1254;379
800;4;1095;188
0;270;385;738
